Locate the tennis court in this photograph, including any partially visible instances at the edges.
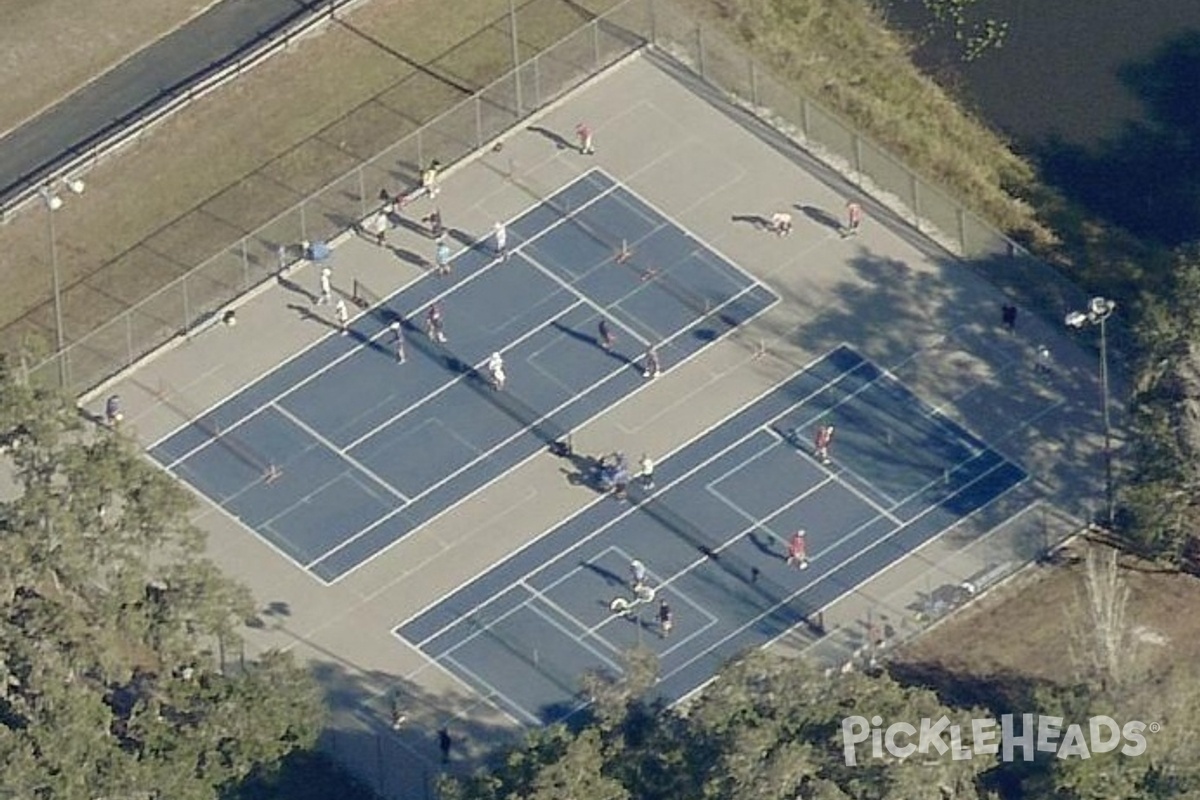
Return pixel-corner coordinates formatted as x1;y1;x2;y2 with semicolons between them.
395;345;1028;726
148;170;778;583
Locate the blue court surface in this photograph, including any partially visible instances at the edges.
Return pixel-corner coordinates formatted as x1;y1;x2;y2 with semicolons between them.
395;345;1028;726
148;170;777;583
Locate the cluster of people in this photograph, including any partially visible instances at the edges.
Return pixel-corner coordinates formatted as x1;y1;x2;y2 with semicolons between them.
609;559;673;637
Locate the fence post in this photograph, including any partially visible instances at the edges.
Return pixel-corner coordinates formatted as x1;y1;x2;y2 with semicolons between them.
241;239;250;289
956;207;968;257
182;278;192;337
648;0;657;45
416;130;424;177
509;0;523;116
800;95;810;139
357;166;367;221
853;135;863;185
300;203;309;244
592;19;601;70
911;176;922;233
534;53;542;110
125;314;135;371
749;60;759;107
696;23;705;79
475;96;484;149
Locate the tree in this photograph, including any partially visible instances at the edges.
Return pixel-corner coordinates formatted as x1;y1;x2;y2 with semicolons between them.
0;360;326;798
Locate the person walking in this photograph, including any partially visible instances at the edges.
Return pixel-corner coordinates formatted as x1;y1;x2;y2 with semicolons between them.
422;208;444;238
1035;344;1052;375
575;122;595;155
426;303;447;343
630;558;647;590
437;727;452;764
334;298;349;334
317;267;332;305
367;210;389;246
657;599;674;638
493;221;508;260
598;318;615;351
642;344;661;378
390;321;406;363
434;237;452;276
814;424;835;465
843;201;863;237
487;352;505;391
787;530;809;570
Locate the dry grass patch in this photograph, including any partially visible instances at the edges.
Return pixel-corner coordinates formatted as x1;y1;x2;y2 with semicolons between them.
0;0;623;382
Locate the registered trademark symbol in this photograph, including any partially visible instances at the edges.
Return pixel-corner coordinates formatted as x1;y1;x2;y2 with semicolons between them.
1149;722;1162;734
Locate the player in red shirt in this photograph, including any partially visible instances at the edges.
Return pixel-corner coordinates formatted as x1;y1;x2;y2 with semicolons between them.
814;424;835;465
787;530;809;570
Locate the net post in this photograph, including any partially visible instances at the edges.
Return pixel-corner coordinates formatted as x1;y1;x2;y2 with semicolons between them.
753;339;766;360
616;238;631;264
265;464;282;483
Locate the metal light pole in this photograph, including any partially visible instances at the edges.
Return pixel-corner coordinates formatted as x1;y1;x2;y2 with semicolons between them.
1066;296;1116;528
39;178;85;389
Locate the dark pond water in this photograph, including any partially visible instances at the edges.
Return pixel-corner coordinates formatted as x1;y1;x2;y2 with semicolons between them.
887;0;1200;245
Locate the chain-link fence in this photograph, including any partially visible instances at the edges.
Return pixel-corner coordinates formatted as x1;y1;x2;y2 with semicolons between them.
36;0;1082;405
29;0;654;395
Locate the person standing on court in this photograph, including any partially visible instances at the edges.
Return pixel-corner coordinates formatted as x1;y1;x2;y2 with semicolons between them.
630;558;647;591
434;236;452;276
575;122;595;155
787;530;809;570
487;352;505;391
642;344;661;378
639;453;655;490
317;266;332;305
657;599;673;638
334;298;349;334
426;302;447;343
598;318;615;351
390;321;406;363
493;221;508;260
769;211;793;236
842;201;863;237
438;727;453;764
814;424;835;465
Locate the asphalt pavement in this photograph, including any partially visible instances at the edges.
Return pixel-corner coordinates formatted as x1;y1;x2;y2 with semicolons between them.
0;0;328;208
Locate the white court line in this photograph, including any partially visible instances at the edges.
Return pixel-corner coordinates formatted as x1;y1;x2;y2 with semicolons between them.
151;174;627;457
706;473;838;548
439;653;538;727
702;437;784;490
393;346;857;634
659;459;1026;684
773;429;902;524
519;249;653;349
257;471;377;531
270;402;411;504
311;276;779;574
522;600;625;673
342;298;585;451
332;288;782;586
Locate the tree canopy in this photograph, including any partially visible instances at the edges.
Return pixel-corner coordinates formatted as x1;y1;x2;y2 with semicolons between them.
0;362;328;799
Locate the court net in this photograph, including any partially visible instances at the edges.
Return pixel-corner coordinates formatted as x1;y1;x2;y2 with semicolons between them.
632;493;825;638
504;170;743;329
354;279;571;450
142;377;281;483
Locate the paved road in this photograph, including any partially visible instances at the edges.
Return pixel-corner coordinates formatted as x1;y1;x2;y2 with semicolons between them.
0;0;328;208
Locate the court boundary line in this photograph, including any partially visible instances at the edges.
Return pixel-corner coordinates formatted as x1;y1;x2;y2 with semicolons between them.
148;170;624;454
390;346;859;634
313;280;780;580
439;653;536;727
269;402;412;504
658;460;1029;684
340;296;586;451
705;468;840;549
589;545;720;661
255;471;395;552
402;367;1030;719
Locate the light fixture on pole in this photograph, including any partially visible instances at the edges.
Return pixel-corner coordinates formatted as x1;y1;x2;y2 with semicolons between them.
38;177;85;389
1065;296;1116;528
